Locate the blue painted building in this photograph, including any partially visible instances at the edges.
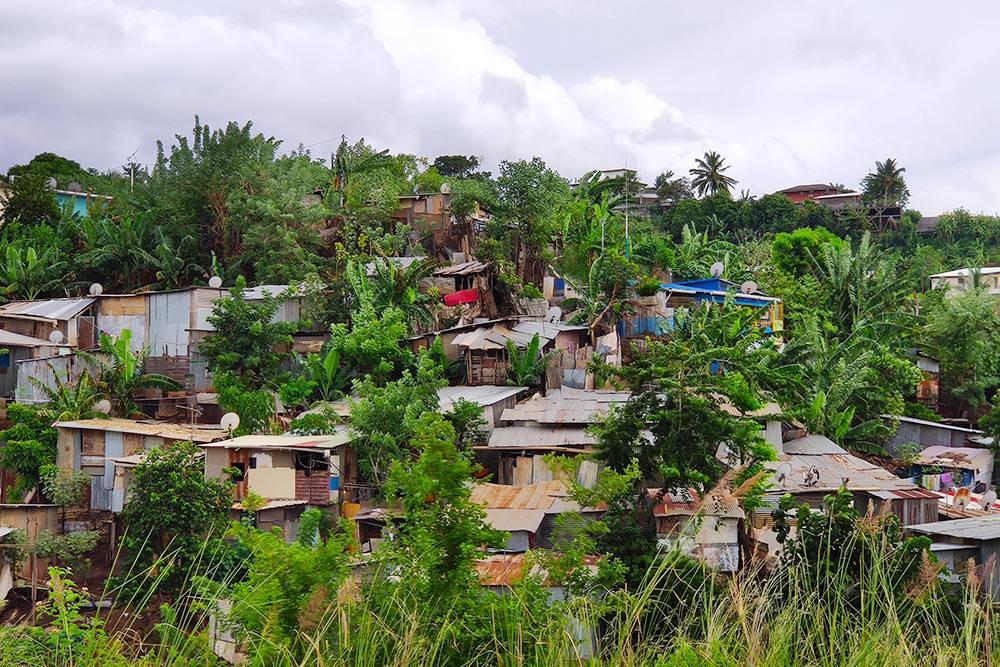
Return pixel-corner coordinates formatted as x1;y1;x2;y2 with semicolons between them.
621;277;784;338
54;189;112;218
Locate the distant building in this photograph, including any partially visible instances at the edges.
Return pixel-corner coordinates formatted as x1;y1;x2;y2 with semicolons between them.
53;187;113;218
775;183;844;203
929;267;1000;294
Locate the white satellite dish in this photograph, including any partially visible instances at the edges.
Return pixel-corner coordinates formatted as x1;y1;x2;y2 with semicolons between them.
220;412;241;434
545;306;562;323
48;329;64;344
439;182;451;194
89;282;103;296
46;177;57;189
983;490;998;510
67;181;83;193
208;276;223;289
94;399;112;414
740;280;758;294
710;262;725;277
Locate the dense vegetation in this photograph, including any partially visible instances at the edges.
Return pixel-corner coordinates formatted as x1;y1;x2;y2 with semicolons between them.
4;117;1000;664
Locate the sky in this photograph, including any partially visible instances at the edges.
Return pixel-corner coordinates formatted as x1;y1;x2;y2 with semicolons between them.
1;0;999;215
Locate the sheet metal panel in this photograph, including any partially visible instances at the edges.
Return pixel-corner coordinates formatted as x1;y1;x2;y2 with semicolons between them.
148;291;192;356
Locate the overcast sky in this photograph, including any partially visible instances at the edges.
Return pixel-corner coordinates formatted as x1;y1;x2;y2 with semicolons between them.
2;1;998;214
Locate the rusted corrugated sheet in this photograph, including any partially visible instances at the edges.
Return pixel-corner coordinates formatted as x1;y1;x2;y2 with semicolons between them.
470;480;566;509
434;261;489;276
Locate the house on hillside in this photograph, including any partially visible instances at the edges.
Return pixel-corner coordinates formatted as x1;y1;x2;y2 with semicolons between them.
650;486;745;572
775;183;845;203
451;320;590;386
909;350;940;410
911;446;995;491
54;186;113;218
392;191;491;257
0;297;98;349
906;516;1000;599
436;385;526;432
201;432;354;508
929;267;1000;294
882;415;983;456
54;418;228;511
620;278;783;340
0;330;71;399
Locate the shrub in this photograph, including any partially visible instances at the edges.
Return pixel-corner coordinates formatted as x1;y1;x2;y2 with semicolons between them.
635;276;662;297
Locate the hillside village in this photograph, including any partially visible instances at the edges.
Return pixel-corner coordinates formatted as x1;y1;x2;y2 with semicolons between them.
4;126;1000;663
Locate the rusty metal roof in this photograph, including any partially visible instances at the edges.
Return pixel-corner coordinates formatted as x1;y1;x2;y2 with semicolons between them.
500;387;631;425
470;481;567;510
475;552;599;587
484;508;547;533
54;418;227;443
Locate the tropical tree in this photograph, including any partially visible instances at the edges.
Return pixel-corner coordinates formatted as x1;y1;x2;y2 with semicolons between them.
77;215;157;290
0;244;67;300
861;157;909;208
76;329;181;418
689;151;737;197
346;257;439;330
29;368;101;421
653;170;693;204
505;333;553;388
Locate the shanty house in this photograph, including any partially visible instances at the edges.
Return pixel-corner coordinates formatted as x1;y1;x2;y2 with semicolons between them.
929;267;1000;294
912;446;995;491
907;515;1000;598
201;432;353;507
452;320;589;386
0;330;71;399
54;418;228;511
762;434;938;526
437;385;525;432
882;415;983;456
650;487;744;572
0;297;97;349
471;480;601;550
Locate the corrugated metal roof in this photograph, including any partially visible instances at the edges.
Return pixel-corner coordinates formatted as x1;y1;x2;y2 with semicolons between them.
487;425;595;448
908;515;1000;541
434;260;489;276
232;499;309;510
766;446;915;494
649;488;700;516
511;321;588;337
475;553;599;587
0;297;95;321
201;431;352;450
54;418;227;443
470;481;567;510
499;387;631;425
453;324;551;351
886;414;982;433
0;527;14;540
929;267;1000;279
0;329;61;347
484;508;546;532
782;435;847;455
437;385;525;411
915;446;993;470
242;285;291;300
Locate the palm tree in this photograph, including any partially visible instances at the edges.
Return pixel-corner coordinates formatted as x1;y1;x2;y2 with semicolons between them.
29;367;101;421
689;151;737;197
345;257;439;330
861;158;909;207
0;244;67;300
76;329;181;418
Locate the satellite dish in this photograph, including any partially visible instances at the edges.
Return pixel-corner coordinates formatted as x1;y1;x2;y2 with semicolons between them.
440;182;451;194
89;283;103;296
48;329;64;344
94;399;112;414
983;490;998;510
955;487;972;511
740;280;758;294
220;412;241;434
46;178;57;189
545;306;562;323
67;181;83;193
208;276;223;289
710;262;725;277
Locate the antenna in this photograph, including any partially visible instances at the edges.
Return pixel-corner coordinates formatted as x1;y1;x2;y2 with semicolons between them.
710;262;725;278
439;182;451;194
740;280;758;294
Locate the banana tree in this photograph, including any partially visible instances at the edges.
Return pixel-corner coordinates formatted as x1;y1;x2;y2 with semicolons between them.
505;333;554;388
76;329;181;418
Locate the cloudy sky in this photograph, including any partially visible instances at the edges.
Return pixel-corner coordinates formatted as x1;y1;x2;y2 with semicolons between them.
1;1;998;214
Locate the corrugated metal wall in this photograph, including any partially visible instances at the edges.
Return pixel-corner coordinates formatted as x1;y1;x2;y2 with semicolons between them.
148;291;192;357
15;355;99;404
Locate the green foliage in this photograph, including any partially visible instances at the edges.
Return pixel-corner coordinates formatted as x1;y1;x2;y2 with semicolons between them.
215;371;276;436
349;353;445;485
771;226;843;276
29;366;100;421
118;441;232;595
40;465;90;507
289;408;341;435
0;243;67;299
635;276;662;297
862;157;910;207
689;150;737;197
443;397;488;448
1;170;60;225
77;328;181;418
33;530;100;573
0;403;58;500
505;333;553;388
382;412;505;607
328;302;412;384
200;277;296;389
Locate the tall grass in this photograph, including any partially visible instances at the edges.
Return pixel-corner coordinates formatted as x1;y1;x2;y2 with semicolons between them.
1;535;997;666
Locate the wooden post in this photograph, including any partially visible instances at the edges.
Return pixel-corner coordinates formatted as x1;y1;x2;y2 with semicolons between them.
109;519;116;562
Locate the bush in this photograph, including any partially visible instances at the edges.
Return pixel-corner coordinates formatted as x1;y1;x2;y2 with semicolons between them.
520;283;544;299
33;530;100;574
635;276;662;297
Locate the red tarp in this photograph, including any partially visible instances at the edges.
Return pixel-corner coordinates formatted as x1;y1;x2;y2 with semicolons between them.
444;289;479;307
